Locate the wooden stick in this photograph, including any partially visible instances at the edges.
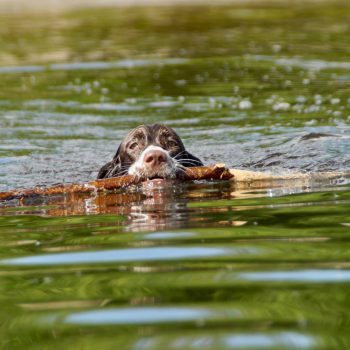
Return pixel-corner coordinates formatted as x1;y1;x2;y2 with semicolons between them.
0;164;348;202
0;164;232;201
230;168;349;189
230;169;346;182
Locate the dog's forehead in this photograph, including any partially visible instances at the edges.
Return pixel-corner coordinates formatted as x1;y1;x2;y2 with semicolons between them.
123;125;146;142
126;124;177;140
153;124;177;137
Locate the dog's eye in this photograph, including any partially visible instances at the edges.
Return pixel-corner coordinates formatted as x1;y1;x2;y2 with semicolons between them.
168;140;177;148
129;142;138;150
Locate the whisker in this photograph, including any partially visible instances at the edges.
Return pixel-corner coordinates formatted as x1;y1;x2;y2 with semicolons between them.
175;156;202;163
175;163;194;177
176;159;202;166
175;163;186;169
117;168;129;172
173;151;187;160
119;164;132;169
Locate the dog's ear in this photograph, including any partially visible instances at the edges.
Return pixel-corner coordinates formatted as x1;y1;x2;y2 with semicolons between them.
177;150;203;167
97;145;122;179
97;161;113;179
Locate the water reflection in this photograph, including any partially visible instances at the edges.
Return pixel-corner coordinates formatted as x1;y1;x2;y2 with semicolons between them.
14;179;194;231
223;332;316;349
63;306;211;325
0;58;187;74
133;332;317;350
0;246;234;266
1;2;350;348
240;269;350;283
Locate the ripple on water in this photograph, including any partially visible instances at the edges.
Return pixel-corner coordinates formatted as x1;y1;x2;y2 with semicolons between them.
63;307;212;325
239;269;350;283
45;307;317;348
0;58;188;74
250;55;350;71
0;246;258;266
0;3;350;349
132;332;317;350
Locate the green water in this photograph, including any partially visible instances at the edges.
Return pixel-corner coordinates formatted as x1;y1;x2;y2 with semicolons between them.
1;1;350;349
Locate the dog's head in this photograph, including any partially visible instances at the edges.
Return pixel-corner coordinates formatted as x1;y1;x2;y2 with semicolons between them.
97;124;203;180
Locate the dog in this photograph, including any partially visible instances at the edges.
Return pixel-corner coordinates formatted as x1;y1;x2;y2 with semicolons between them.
97;124;203;180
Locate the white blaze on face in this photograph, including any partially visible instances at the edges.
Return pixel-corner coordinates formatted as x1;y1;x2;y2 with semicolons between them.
128;145;177;179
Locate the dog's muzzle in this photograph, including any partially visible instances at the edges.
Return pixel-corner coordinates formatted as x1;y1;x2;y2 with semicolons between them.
128;145;177;179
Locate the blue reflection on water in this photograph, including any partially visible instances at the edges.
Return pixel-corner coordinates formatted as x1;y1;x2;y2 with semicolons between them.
133;331;316;349
224;332;315;348
0;58;187;74
64;307;211;325
144;232;196;239
0;246;255;266
240;269;350;282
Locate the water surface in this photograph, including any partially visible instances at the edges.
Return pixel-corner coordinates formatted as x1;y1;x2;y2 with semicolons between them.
1;1;350;349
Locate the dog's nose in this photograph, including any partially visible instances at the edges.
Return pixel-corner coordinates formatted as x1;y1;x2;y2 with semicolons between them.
144;150;167;167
